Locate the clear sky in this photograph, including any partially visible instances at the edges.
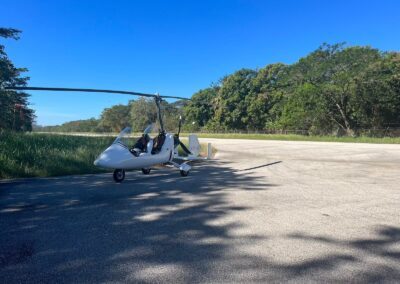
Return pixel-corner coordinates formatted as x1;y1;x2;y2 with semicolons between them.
2;0;400;125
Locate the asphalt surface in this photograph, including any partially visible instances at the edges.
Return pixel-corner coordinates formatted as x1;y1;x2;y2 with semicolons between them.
1;139;399;283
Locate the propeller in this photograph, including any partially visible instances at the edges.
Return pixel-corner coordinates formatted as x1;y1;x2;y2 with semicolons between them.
174;116;191;155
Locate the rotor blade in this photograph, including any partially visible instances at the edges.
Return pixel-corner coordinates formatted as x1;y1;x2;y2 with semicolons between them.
5;86;156;98
179;140;192;155
160;95;191;101
5;86;191;101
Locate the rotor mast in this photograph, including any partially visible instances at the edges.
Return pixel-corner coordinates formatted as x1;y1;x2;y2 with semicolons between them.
154;93;165;134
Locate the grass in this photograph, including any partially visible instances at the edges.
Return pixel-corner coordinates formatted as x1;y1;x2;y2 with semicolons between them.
0;132;115;179
0;132;212;179
180;133;400;144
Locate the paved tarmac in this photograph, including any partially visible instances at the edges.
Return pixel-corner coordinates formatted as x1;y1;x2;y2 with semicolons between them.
1;139;399;283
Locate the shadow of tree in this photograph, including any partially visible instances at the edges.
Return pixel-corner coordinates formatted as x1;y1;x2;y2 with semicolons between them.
0;160;272;282
0;160;399;282
281;226;400;282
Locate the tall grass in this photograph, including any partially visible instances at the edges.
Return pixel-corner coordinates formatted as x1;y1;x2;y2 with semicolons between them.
0;132;115;179
0;133;210;179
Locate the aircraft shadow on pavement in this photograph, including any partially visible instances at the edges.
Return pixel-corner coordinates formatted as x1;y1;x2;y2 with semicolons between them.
234;161;283;172
0;161;399;282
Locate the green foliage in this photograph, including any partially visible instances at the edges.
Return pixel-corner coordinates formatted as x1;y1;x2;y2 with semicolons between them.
284;44;384;135
36;118;101;132
36;98;184;134
352;52;400;132
0;27;35;131
183;43;400;136
99;104;131;132
212;69;257;130
273;83;326;133
0;132;114;178
161;100;184;132
184;87;218;131
0;28;21;39
130;98;157;131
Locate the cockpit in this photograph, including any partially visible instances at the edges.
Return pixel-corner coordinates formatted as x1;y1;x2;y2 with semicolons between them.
114;125;166;157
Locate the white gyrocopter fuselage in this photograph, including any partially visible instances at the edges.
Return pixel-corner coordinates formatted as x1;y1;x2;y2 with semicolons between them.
94;126;207;182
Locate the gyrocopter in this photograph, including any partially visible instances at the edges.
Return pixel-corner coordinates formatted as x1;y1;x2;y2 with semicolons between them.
5;86;212;182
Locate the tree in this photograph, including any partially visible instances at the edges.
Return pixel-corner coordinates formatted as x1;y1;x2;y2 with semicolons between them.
213;69;257;130
287;44;382;135
37;118;101;132
129;98;158;132
273;83;334;134
352;52;400;133
162;100;183;132
248;63;288;130
129;97;185;133
99;104;131;132
0;28;35;131
183;87;218;131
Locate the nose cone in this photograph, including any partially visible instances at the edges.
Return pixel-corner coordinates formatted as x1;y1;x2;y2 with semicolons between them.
93;143;132;169
94;153;107;167
93;157;101;167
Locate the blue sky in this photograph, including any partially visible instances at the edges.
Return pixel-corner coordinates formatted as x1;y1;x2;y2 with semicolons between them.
2;0;400;125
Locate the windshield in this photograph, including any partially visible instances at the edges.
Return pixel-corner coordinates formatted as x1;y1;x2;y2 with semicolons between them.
113;127;134;147
143;124;153;135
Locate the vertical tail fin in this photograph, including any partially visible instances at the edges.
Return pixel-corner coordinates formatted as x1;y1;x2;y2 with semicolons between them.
188;134;200;157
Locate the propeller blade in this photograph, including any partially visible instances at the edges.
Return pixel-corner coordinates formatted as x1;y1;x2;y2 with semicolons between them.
173;134;191;155
173;134;179;147
5;86;191;101
179;140;192;155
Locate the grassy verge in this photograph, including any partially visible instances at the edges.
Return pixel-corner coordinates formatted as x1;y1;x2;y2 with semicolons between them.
181;133;400;144
0;132;115;179
0;132;212;179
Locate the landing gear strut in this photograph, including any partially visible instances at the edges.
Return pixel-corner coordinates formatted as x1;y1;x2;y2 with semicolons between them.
169;161;191;177
113;169;125;183
142;168;151;175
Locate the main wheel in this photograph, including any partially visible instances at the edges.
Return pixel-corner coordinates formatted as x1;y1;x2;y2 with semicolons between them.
113;169;125;183
180;170;189;177
142;168;151;175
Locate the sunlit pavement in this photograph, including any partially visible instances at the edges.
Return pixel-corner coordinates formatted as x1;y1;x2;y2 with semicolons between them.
1;139;399;282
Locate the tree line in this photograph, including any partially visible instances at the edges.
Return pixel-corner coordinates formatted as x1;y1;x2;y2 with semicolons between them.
186;43;400;136
36;98;184;133
2;27;399;136
38;43;400;136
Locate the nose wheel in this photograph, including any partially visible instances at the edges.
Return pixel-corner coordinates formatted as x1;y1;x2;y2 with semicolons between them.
142;168;151;175
113;169;125;183
180;170;189;177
